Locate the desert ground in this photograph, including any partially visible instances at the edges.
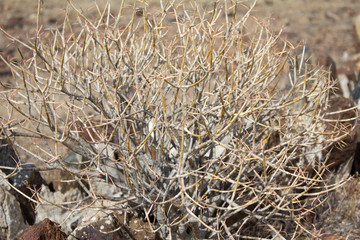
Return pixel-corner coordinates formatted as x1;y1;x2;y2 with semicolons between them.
2;0;360;80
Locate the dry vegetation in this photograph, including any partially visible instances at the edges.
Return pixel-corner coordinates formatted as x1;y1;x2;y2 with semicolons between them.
0;0;357;239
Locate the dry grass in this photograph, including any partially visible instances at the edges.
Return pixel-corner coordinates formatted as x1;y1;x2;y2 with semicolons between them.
0;0;357;239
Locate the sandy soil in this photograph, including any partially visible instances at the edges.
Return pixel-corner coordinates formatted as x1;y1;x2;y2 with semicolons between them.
1;0;360;71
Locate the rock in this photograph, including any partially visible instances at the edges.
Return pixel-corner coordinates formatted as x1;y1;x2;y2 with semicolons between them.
314;178;360;239
0;172;27;240
35;185;84;234
68;119;117;143
0;131;44;187
113;211;156;240
338;74;352;98
4;16;24;30
71;217;125;240
36;177;125;235
69;212;157;240
315;95;358;188
352;142;360;174
13;166;45;225
319;234;348;240
42;168;81;193
0;132;20;183
40;152;87;194
0;131;45;225
325;96;357;172
14;218;67;240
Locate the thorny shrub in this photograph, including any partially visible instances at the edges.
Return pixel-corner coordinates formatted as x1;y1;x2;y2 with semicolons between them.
0;0;357;239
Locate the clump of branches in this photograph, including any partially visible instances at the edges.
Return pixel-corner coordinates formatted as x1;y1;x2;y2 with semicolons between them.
0;0;356;239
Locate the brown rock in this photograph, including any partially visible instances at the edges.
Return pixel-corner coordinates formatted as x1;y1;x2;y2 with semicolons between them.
320;235;348;240
314;178;360;239
113;211;156;240
12;169;45;225
71;215;153;240
41;152;86;193
73;220;124;240
42;168;82;193
325;96;357;171
72;212;157;240
15;218;67;240
68;119;117;143
317;55;337;82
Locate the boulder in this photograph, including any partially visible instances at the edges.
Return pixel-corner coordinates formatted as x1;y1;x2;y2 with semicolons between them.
324;96;357;173
15;218;67;240
0;172;27;240
0;131;45;224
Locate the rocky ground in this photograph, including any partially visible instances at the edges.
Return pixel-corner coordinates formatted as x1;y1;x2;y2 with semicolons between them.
2;0;360;239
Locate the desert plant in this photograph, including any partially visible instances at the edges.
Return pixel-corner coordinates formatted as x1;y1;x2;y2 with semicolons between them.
0;0;357;239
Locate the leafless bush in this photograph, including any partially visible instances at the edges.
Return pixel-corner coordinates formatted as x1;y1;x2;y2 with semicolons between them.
0;0;356;239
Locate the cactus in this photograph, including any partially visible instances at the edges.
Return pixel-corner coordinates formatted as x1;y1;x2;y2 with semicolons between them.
0;1;356;239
